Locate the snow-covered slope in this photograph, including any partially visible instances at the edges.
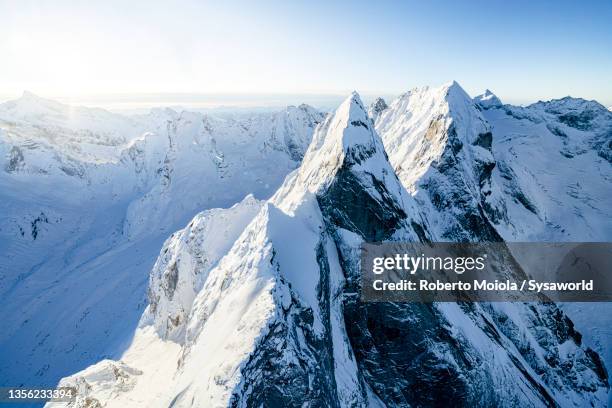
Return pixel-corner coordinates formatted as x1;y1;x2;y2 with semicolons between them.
49;93;609;408
121;104;324;238
377;82;611;242
0;93;323;393
483;96;611;241
376;82;611;243
146;194;263;343
478;94;612;381
376;81;503;241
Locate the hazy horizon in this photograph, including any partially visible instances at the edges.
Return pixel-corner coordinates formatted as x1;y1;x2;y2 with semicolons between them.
2;85;611;113
2;0;611;107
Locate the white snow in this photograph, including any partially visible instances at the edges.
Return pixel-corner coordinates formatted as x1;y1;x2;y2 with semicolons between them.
0;92;324;392
145;194;263;342
1;87;610;407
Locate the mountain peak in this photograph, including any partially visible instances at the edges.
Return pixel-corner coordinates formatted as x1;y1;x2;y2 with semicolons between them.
442;80;473;103
1;90;68;116
445;79;461;88
343;91;367;117
528;95;610;114
315;91;375;155
19;90;63;106
273;90;423;242
368;97;388;122
21;90;39;99
474;89;503;109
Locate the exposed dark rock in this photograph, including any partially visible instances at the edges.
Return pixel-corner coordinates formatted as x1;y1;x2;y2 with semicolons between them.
474;131;493;150
5;146;25;173
317;167;406;242
558;111;596;131
30;212;49;240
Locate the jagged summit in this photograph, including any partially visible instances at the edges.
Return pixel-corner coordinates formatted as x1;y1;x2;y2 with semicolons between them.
474;89;503;109
334;91;374;150
399;80;478;114
376;81;511;241
273;91;424;241
367;96;388;121
375;81;492;195
297;91;379;179
284;92;400;191
443;79;470;96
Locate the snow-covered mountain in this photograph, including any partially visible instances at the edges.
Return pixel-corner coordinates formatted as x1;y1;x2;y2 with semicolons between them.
47;91;610;407
376;82;611;242
474;89;503;110
0;93;324;393
375;82;612;372
1;84;610;407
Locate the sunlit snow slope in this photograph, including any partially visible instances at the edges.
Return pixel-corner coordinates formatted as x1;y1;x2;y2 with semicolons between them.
0;93;324;393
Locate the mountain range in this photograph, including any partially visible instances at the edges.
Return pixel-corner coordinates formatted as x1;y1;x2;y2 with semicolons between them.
0;82;610;407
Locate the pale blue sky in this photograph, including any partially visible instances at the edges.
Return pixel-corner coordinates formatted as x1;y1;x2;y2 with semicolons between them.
1;0;610;106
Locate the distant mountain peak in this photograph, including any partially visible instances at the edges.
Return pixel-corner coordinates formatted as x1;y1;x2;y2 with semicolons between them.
474;89;503;109
19;90;64;106
368;97;388;122
528;95;610;114
2;90;68;114
21;90;40;99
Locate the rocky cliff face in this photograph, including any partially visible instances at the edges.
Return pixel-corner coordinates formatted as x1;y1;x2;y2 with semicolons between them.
49;91;609;408
368;97;389;122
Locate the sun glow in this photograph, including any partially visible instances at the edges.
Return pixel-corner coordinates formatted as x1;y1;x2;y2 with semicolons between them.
1;1;611;105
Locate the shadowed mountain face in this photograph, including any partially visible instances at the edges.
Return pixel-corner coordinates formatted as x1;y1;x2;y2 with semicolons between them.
40;89;610;408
